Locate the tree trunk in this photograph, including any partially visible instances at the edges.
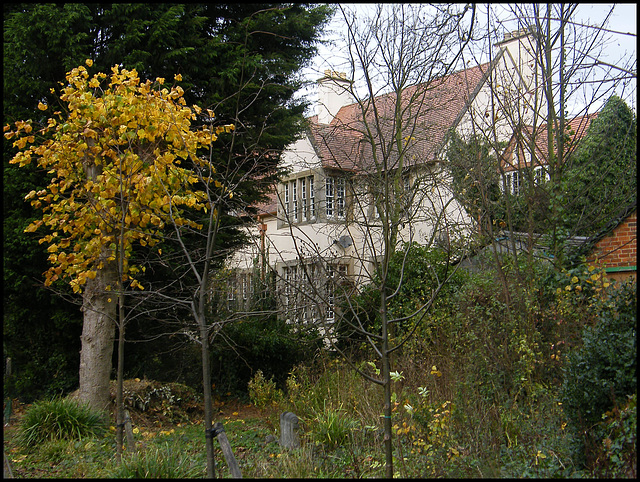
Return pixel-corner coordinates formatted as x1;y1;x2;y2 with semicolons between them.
200;317;216;478
380;287;394;478
115;295;126;461
78;253;117;413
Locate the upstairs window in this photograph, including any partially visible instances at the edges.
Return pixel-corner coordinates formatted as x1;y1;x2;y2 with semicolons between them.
503;166;548;195
504;170;522;195
280;174;317;225
326;176;346;219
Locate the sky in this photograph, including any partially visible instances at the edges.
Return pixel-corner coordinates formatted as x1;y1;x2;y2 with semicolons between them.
300;3;637;115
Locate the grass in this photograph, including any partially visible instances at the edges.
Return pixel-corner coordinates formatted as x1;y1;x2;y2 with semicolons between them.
16;397;107;447
2;372;627;479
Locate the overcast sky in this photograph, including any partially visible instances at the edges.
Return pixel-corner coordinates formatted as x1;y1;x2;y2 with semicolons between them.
301;3;637;115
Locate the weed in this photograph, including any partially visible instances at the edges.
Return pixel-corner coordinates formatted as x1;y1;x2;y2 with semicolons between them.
308;402;359;449
248;370;283;408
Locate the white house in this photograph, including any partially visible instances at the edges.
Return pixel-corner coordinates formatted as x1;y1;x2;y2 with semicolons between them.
226;27;544;325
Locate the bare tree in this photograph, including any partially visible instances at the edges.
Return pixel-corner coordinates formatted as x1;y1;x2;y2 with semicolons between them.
249;4;478;477
450;4;636;269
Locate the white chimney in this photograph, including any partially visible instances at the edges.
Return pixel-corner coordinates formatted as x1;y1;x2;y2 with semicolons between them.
317;70;352;124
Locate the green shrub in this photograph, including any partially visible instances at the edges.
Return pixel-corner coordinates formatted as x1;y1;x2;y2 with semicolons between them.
561;280;636;429
210;313;321;396
108;443;203;478
17;397;106;447
248;370;283;408
561;279;636;471
595;393;637;478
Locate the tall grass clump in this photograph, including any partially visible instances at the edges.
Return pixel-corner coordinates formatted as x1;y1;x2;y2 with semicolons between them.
108;443;203;478
17;397;107;447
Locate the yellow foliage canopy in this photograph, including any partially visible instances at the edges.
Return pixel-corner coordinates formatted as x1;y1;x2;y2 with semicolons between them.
5;60;234;293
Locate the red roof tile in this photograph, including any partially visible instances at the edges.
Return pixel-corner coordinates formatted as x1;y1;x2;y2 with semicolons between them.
309;63;490;172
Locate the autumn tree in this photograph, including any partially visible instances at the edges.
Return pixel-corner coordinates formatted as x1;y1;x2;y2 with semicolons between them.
5;62;230;419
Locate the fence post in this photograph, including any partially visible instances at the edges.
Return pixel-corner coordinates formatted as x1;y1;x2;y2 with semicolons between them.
123;410;137;455
213;422;242;478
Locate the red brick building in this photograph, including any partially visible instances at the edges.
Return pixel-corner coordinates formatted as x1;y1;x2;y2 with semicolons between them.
587;206;637;283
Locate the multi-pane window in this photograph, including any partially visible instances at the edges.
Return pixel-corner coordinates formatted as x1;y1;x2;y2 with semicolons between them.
281;173;347;224
227;278;236;310
300;178;307;221
284;182;290;218
503;166;548;195
336;177;345;218
325;177;334;218
291;180;298;222
504;170;521;195
326;263;348;321
533;166;549;185
326;176;346;219
279;261;349;324
309;176;315;219
281;175;318;224
226;271;253;311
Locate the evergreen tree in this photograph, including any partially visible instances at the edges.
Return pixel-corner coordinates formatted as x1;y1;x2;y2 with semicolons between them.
3;3;334;399
562;95;637;237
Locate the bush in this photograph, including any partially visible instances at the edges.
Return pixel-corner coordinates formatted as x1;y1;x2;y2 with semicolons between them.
248;370;283;408
561;280;636;428
17;397;107;447
308;402;359;449
561;279;636;471
210;314;321;396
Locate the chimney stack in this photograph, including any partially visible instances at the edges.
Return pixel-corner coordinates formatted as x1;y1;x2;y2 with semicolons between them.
317;70;352;124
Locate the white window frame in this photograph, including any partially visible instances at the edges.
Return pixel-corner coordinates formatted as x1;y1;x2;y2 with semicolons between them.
326;176;346;220
309;176;316;219
533;165;549;185
284;182;290;219
326;177;334;218
291;180;298;222
504;170;521;195
300;177;307;222
336;177;345;219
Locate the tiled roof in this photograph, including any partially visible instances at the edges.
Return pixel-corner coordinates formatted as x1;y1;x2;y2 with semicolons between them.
501;113;598;170
309;63;490;173
255;62;492;216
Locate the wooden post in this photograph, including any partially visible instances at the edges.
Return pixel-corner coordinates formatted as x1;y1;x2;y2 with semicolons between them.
213;422;242;478
123;410;137;455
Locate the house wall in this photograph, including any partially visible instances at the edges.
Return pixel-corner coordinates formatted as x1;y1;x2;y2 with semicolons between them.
588;210;637;283
228;28;545;323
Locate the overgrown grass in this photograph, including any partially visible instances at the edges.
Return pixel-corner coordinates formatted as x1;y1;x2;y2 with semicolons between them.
16;397;107;447
5;264;635;478
107;443;204;478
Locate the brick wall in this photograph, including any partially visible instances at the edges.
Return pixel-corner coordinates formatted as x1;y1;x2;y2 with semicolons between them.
588;210;637;282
